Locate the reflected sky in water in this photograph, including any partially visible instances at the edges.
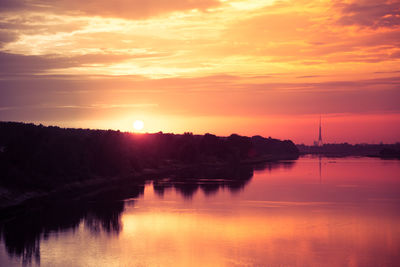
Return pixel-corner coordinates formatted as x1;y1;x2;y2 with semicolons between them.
1;157;400;266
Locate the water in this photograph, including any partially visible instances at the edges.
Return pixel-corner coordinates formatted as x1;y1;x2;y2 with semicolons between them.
1;156;400;266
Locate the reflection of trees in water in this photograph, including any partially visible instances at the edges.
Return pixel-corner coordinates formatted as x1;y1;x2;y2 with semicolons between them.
83;201;124;235
0;184;144;265
154;160;297;198
199;182;220;196
153;165;254;198
0;160;297;265
253;160;297;172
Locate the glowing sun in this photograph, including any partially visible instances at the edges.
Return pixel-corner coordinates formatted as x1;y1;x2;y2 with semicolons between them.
133;120;144;131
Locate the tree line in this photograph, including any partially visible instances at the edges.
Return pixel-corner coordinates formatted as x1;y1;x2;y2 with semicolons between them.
0;122;298;191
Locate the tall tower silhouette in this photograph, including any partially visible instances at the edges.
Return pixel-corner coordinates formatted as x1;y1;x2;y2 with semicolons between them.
318;115;323;147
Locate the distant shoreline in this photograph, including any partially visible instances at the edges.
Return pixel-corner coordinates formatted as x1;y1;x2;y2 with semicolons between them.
297;143;400;159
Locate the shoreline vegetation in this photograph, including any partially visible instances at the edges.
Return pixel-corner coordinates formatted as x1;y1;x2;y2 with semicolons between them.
0;121;299;210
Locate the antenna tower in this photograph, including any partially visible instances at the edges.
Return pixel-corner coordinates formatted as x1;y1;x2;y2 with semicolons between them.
318;115;323;147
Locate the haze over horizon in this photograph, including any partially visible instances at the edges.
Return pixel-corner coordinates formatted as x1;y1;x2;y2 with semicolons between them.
0;0;399;144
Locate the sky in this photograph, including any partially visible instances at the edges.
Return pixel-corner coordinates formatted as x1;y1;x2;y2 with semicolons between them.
0;0;399;144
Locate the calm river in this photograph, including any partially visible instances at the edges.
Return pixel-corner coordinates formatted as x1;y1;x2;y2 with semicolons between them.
1;156;400;266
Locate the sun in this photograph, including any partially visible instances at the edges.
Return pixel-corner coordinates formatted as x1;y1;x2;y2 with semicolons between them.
133;120;144;131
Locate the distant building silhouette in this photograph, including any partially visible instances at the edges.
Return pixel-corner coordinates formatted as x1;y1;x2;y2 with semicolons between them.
314;115;323;147
318;115;323;146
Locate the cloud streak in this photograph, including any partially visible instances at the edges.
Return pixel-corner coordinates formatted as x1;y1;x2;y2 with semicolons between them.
0;51;170;76
0;0;221;19
1;74;399;117
336;0;400;28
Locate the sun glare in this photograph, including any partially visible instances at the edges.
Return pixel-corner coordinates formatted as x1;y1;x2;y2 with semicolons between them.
133;120;144;131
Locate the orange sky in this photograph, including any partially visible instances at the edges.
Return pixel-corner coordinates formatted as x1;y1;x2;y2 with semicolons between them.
0;0;399;144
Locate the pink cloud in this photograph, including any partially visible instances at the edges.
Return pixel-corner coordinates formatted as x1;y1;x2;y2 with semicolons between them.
0;0;221;19
336;0;400;28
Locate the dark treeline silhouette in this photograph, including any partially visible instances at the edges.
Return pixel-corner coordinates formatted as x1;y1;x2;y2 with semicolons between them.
0;121;299;195
297;143;400;158
0;160;296;265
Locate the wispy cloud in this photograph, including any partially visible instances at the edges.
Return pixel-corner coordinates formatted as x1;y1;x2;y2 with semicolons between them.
0;103;157;110
336;0;400;29
0;0;221;19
